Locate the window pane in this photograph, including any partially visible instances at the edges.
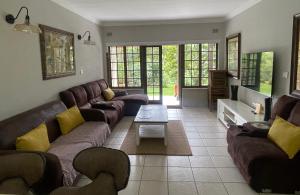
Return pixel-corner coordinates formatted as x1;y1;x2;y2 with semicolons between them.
201;43;218;86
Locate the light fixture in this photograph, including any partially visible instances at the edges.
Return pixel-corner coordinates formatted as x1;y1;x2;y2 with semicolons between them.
78;31;96;45
5;6;41;34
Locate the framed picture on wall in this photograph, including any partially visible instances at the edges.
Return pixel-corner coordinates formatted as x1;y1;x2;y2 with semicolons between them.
290;13;300;96
226;33;241;79
39;24;75;80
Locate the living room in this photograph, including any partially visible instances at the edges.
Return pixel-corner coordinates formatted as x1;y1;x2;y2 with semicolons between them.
0;0;300;195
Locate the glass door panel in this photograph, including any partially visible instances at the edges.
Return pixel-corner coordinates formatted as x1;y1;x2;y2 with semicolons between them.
145;46;162;103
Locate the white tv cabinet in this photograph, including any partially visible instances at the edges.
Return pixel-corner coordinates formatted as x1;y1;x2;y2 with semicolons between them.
217;99;264;128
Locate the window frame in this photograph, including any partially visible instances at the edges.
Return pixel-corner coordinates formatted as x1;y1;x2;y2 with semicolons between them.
181;43;219;88
226;33;241;79
290;13;300;95
107;46;142;89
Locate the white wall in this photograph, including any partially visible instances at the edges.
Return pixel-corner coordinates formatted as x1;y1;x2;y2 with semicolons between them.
226;0;300;106
103;22;226;107
0;0;104;120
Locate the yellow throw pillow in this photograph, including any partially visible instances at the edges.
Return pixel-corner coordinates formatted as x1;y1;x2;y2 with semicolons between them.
103;88;115;101
56;106;85;135
268;116;300;159
16;123;50;152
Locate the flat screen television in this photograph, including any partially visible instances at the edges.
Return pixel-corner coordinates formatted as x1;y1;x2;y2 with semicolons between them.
241;51;274;97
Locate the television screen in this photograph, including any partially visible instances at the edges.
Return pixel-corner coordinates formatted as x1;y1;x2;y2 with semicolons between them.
241;51;274;97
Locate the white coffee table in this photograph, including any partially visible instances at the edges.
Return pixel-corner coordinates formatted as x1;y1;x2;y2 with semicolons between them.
134;105;168;146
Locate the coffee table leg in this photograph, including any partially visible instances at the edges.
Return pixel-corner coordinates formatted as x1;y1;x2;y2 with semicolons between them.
136;124;140;146
164;124;167;146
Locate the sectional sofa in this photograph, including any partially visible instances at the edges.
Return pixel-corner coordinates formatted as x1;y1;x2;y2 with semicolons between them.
60;79;148;128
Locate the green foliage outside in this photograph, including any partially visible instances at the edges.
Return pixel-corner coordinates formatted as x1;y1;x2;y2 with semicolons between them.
162;45;178;96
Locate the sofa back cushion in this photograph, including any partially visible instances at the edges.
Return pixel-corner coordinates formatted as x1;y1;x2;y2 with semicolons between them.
270;95;299;124
83;81;104;103
288;101;300;126
68;86;90;108
97;79;109;91
0;101;66;149
59;90;77;108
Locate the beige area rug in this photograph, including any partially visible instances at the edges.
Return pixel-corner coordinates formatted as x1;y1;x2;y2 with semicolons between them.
120;120;192;155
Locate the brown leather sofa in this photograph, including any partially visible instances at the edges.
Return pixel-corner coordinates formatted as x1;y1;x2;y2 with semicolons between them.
60;79;148;127
227;95;300;194
0;101;111;194
0;147;130;195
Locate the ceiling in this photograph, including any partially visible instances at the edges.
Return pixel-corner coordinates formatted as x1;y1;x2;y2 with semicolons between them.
50;0;261;26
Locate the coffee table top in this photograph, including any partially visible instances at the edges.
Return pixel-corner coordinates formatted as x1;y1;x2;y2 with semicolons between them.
134;105;168;123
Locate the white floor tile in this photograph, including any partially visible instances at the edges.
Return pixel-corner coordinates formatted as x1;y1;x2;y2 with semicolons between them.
196;182;228;195
207;147;229;156
224;183;258;195
144;155;168;166
168;156;191;167
168;167;194;181
169;182;198;195
192;168;221;182
217;168;245;183
128;155;145;166
119;181;140;195
200;132;226;139
203;139;228;147
129;166;143;180
211;156;236;168
188;139;204;146
142;166;167;181
139;181;168;195
189;156;214;167
191;147;209;156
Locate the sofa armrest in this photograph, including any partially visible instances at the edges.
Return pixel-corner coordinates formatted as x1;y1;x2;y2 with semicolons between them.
73;147;130;191
0;152;46;194
80;109;107;123
0;150;63;194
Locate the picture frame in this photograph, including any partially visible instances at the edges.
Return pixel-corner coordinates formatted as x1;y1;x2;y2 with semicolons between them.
290;13;300;96
39;24;75;80
226;33;241;79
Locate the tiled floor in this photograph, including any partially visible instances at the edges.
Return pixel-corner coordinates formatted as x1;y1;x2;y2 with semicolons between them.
77;108;289;195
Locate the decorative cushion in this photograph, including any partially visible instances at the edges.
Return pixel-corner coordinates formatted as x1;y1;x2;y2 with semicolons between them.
56;106;85;135
16;123;50;152
103;88;115;101
268;116;300;159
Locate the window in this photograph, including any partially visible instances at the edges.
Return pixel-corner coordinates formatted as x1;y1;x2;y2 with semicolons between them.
291;13;300;94
183;43;218;87
226;33;241;79
108;46;141;88
126;46;141;87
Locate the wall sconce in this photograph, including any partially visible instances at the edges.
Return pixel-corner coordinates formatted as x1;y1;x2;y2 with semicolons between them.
5;6;41;34
78;31;96;45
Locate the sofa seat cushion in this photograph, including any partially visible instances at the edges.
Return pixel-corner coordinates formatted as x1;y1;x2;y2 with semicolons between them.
230;135;288;177
103;110;119;127
110;100;124;114
113;94;148;104
48;122;110;186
